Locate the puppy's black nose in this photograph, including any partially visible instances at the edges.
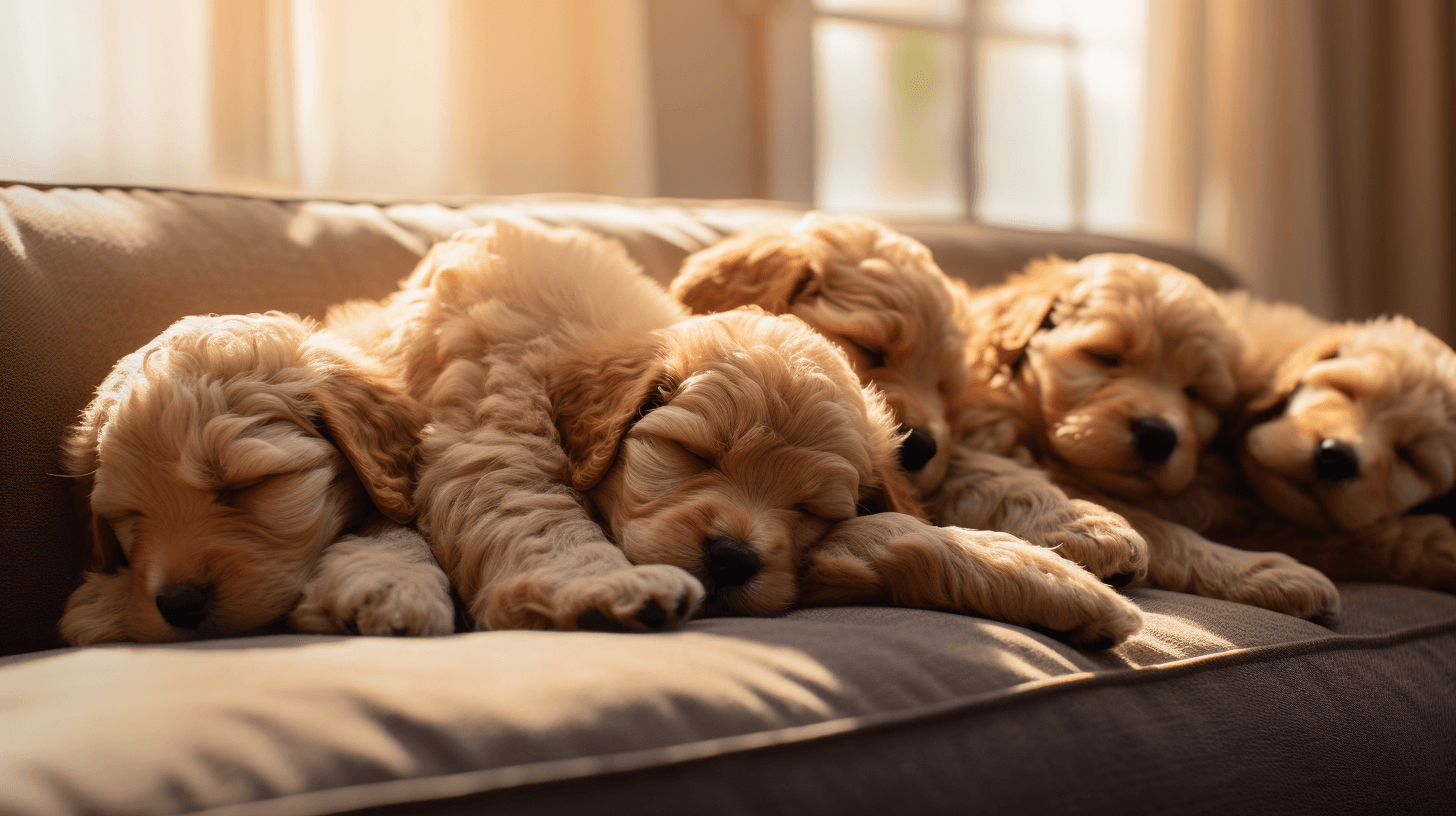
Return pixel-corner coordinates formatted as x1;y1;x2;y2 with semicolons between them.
899;427;938;472
706;537;760;589
156;583;210;630
1131;417;1178;463
1314;438;1360;482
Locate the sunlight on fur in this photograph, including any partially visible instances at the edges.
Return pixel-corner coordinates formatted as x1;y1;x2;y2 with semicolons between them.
672;217;1152;589
672;212;973;495
58;313;440;645
330;221;1143;647
1232;296;1456;531
961;253;1243;501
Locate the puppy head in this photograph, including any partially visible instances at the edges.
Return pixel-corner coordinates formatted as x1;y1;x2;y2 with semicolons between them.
58;312;426;645
557;307;921;616
671;212;971;494
1240;316;1456;531
989;254;1242;498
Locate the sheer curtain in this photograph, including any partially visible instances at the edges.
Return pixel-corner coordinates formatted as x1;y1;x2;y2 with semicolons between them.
0;0;656;197
1139;0;1456;341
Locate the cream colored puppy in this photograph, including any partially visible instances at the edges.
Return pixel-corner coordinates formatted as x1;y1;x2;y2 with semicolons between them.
1194;294;1456;591
672;212;969;493
672;213;1149;586
59;313;454;645
330;222;1143;647
962;255;1340;618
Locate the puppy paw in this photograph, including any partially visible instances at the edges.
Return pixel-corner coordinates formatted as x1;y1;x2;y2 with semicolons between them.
1217;550;1341;619
919;526;1143;649
983;533;1145;649
488;563;705;633
290;533;456;637
1029;499;1149;587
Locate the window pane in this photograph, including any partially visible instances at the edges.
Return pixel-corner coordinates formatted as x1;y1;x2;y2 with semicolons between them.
815;0;964;28
975;38;1071;229
1064;0;1145;44
815;19;965;218
1080;44;1144;232
983;0;1066;36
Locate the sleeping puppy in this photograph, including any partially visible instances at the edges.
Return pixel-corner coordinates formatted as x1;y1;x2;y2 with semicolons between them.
671;213;1148;585
329;221;1143;647
1212;294;1456;590
963;254;1340;618
671;212;969;493
58;313;454;645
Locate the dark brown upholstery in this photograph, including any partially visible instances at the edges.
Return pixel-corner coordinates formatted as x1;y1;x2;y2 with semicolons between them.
5;184;1449;816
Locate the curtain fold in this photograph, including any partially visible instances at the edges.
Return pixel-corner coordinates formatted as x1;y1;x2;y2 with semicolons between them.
0;0;655;198
1141;0;1456;342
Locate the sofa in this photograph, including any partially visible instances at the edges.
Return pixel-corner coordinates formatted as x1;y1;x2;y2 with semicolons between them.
2;183;1453;815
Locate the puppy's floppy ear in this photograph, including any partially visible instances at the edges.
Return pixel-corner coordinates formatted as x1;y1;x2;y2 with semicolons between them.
83;515;124;573
548;342;669;491
63;392;125;573
671;230;820;315
304;334;428;524
1246;329;1347;416
980;256;1070;368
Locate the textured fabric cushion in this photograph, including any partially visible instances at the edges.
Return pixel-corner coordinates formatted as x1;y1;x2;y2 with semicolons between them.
1;585;1452;816
0;183;1233;656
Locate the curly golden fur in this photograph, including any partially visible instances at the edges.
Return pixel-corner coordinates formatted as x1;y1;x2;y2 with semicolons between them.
672;212;970;493
58;313;453;645
963;255;1341;617
671;215;1154;588
331;221;1142;647
1181;294;1456;591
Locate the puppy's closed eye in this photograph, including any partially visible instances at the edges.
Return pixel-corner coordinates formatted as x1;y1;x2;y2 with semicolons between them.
848;340;887;370
1086;350;1123;368
214;478;267;507
673;440;714;470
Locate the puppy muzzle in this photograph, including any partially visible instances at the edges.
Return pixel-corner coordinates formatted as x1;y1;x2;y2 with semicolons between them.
1130;417;1178;464
705;536;761;589
155;583;211;630
1313;438;1360;482
898;427;938;472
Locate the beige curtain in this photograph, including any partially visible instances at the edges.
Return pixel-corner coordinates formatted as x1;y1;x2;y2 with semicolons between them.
1;0;655;198
1140;0;1456;343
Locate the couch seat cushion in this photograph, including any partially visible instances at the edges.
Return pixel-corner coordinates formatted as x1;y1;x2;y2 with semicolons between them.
2;584;1453;816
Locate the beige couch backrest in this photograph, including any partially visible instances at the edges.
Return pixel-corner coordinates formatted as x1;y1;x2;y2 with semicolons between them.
0;184;1233;655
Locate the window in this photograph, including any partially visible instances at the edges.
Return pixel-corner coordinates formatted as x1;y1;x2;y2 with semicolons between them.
811;0;1149;231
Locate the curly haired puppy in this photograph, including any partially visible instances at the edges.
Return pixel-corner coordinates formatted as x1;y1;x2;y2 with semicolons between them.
58;313;454;645
1210;294;1456;590
962;255;1339;618
671;213;1149;586
672;213;969;493
330;222;1142;647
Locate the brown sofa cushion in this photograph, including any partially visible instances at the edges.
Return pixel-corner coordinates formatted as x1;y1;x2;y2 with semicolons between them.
1;585;1452;816
0;183;1233;656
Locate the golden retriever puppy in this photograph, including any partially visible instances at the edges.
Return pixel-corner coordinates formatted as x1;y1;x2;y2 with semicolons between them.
962;255;1340;618
1207;294;1456;590
58;313;454;645
330;221;1143;647
671;213;1149;586
672;213;968;493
